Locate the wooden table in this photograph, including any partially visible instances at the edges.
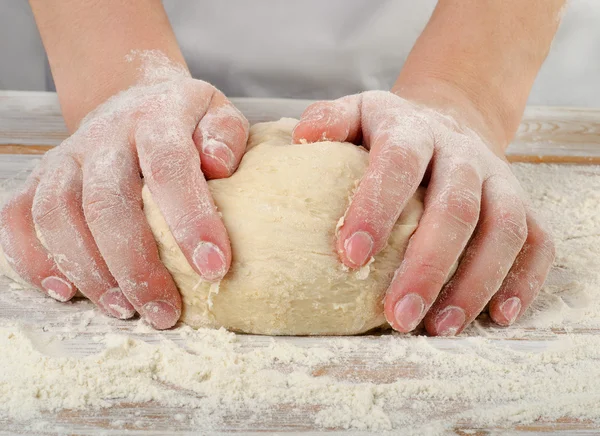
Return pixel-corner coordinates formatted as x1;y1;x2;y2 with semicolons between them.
0;91;599;435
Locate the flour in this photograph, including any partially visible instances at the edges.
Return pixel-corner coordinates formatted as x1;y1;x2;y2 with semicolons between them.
0;161;599;434
1;324;600;433
511;164;600;330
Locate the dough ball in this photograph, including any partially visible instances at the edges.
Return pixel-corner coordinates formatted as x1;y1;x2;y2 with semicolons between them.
143;118;425;335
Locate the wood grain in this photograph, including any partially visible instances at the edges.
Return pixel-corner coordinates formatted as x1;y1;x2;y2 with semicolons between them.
0;144;53;154
0;91;599;163
1;281;599;436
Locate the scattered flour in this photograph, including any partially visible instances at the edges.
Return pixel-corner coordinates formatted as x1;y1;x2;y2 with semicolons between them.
1;324;600;434
0;158;599;433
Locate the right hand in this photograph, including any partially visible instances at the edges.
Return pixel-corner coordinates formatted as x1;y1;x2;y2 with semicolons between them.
0;75;249;329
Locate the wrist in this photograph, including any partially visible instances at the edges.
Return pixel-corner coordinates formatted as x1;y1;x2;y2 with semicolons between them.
30;0;188;132
59;52;190;131
392;0;564;152
59;66;140;132
392;75;513;154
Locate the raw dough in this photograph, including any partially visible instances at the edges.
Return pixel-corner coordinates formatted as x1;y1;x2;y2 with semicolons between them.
143;118;425;335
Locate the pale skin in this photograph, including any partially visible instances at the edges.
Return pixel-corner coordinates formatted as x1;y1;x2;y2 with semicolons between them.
0;0;561;332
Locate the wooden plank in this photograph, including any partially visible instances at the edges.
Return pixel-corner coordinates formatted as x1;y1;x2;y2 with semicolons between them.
513;106;600;163
2;145;600;164
0;91;599;163
1;283;600;435
0;91;67;146
508;154;600;164
0;144;52;154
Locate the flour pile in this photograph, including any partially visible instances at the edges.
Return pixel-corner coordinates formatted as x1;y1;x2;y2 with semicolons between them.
0;162;599;434
1;324;600;434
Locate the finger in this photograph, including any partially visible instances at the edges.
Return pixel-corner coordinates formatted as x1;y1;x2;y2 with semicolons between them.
488;214;555;326
0;168;77;302
193;90;249;179
83;146;181;329
383;160;482;332
292;94;362;144
136;116;231;283
336;116;434;268
424;176;528;336
32;155;135;319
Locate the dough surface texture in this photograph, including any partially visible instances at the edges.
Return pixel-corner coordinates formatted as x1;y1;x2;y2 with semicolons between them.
143;118;424;335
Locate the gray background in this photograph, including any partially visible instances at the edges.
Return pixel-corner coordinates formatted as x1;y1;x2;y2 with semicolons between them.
0;0;598;107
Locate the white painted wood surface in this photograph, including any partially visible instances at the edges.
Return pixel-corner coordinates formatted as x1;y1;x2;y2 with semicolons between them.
0;91;599;435
1;91;599;162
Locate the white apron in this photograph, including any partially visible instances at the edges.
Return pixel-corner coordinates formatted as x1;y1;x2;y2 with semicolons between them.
0;0;598;106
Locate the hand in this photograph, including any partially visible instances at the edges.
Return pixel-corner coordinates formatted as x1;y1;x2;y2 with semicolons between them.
293;90;555;336
0;74;249;329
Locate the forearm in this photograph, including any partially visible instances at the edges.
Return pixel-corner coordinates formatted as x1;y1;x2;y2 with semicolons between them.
29;0;187;132
392;0;565;149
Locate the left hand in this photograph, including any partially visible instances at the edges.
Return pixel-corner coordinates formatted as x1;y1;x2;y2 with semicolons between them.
292;90;555;336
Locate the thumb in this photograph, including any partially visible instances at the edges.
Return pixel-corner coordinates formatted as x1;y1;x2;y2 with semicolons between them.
292;94;362;144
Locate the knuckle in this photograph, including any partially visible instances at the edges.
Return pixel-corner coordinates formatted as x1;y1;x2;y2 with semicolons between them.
32;189;71;228
436;186;480;232
145;146;197;184
408;114;435;139
78;119;110;141
346;195;394;245
170;200;217;241
521;270;545;295
32;199;61;226
401;115;435;153
378;145;424;188
172;209;205;239
493;204;528;247
413;258;448;291
83;184;125;228
502;267;544;300
189;78;215;94
200;108;249;146
42;146;63;162
529;224;556;261
456;160;482;184
222;109;249;137
191;77;217;92
32;158;81;228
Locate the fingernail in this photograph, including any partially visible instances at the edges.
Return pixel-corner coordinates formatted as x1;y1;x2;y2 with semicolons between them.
344;231;374;267
203;139;234;173
435;306;466;337
499;296;522;325
140;300;180;330
193;241;227;281
41;276;75;302
394;293;426;332
99;287;136;320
